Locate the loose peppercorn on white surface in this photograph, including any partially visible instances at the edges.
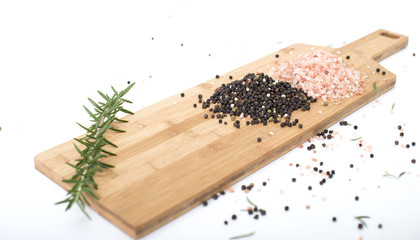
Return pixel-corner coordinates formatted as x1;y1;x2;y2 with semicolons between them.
1;0;419;240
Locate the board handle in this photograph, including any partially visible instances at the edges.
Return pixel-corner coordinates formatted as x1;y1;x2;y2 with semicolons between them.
339;29;408;62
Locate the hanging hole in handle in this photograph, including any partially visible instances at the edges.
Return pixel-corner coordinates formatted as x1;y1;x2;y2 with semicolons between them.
380;31;400;39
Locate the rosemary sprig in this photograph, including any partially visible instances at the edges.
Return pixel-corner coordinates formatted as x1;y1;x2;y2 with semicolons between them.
350;137;362;141
56;83;135;218
373;81;378;92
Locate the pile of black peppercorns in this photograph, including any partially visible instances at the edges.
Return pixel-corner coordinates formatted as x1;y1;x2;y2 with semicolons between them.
201;73;315;128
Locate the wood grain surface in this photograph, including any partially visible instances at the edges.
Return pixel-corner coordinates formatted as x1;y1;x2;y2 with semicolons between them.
35;29;408;239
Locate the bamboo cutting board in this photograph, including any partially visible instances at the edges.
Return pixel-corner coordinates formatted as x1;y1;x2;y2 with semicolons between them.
35;29;408;239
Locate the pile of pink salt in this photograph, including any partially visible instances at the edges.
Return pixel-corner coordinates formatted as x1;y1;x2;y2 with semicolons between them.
269;49;366;103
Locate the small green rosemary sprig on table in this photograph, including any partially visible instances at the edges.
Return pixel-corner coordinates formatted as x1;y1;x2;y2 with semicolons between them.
56;83;135;218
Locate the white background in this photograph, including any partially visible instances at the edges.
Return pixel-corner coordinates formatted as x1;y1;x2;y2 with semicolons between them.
1;0;419;239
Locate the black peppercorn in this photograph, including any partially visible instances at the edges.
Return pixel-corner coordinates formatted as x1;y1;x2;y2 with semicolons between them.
292;178;296;182
370;154;374;158
395;140;399;145
346;55;350;59
354;125;358;130
248;209;253;215
275;54;279;58
308;186;312;190
262;181;267;186
406;144;410;148
284;206;289;211
229;75;233;80
350;164;354;168
193;103;197;108
412;142;416;146
232;214;237;220
398;125;402;130
212;194;218;200
332;217;337;222
378;223;382;229
382;71;386;75
257;137;262;143
224;220;228;225
298;123;303;128
355;196;359;201
180;93;185;97
202;201;208;206
253;214;259;220
218;119;222;124
215;75;220;79
241;185;246;190
358;223;363;229
412;159;416;164
400;132;404;137
376;68;380;72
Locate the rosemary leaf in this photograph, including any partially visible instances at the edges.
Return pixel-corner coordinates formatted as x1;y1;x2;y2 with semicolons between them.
373;81;378;92
392;103;395;110
351;137;362;141
230;232;255;239
354;216;370;228
399;172;406;178
56;83;135;218
246;196;258;209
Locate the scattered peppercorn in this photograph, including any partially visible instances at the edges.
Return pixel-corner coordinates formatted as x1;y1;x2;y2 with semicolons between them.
298;124;303;128
308;186;312;190
232;214;237;220
262;181;267;186
241;185;246;190
358;223;363;229
204;114;208;119
395;140;399;145
350;164;354;168
224;220;228;225
346;55;350;60
354;125;358;130
406;144;410;148
229;75;233;80
412;159;416;164
180;93;185;97
332;217;337;222
376;68;380;72
212;194;218;200
253;214;259;220
292;178;296;182
284;206;289;211
218;119;222;124
257;137;262;143
382;71;386;75
370;154;374;158
378;223;383;229
248;209;253;215
215;75;220;79
193;103;197;108
275;54;279;58
400;132;404;137
398;125;402;130
412;142;416;146
320;162;324;166
202;201;208;206
355;196;359;201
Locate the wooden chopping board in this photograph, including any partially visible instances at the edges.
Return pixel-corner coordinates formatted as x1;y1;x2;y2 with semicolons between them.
35;29;408;239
